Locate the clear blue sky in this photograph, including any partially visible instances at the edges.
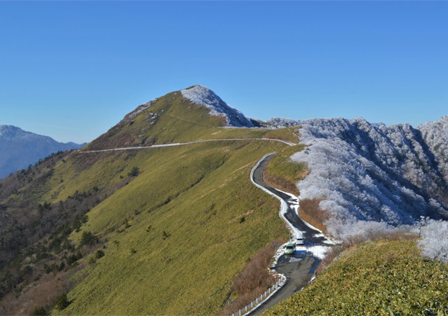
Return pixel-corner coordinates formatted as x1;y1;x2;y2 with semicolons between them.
1;1;447;143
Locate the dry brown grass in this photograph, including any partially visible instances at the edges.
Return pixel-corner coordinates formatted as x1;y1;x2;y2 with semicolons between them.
298;199;329;234
219;239;285;316
263;173;300;196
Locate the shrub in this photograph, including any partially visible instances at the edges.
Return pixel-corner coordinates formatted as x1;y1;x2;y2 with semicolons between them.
32;307;47;316
162;231;170;240
67;254;78;266
58;261;65;271
128;167;140;177
55;292;70;310
96;250;105;259
80;231;97;247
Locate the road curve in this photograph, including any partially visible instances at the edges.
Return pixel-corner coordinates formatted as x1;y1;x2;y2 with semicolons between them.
77;138;295;154
248;153;329;316
251;154;328;245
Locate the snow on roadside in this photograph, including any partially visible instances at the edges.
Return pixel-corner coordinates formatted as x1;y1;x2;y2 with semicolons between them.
295;245;330;260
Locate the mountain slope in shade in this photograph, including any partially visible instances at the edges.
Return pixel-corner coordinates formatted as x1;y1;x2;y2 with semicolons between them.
0;125;84;178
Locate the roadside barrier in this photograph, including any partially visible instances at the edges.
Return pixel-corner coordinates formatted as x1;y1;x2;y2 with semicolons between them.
232;274;287;316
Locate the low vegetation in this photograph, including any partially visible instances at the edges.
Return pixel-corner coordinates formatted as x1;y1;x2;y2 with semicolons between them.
298;199;329;234
219;239;286;316
264;238;448;315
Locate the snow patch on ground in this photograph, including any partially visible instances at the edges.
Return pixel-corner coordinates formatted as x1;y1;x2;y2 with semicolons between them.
296;245;330;259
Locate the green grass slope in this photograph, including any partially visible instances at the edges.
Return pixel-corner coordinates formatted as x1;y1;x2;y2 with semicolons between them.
55;141;289;315
263;239;448;316
0;86;303;315
85;90;297;151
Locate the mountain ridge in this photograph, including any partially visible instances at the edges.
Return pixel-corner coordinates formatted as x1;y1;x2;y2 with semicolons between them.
0;125;84;178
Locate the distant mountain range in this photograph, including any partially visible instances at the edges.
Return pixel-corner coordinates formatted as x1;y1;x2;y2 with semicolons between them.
0;125;84;178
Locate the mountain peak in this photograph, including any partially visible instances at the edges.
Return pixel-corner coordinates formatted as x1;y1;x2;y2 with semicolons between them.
0;125;31;140
180;85;254;127
0;125;83;178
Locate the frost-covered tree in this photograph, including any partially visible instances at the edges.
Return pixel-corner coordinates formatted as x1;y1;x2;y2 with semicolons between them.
289;116;448;227
418;219;448;263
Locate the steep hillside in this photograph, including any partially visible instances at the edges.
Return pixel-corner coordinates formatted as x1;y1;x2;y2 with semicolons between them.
288;117;448;233
53;141;288;316
0;86;297;315
0;125;83;178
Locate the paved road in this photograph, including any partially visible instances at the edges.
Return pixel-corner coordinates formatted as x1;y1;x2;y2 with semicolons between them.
251;154;327;245
249;153;329;315
251;255;320;315
78;138;295;154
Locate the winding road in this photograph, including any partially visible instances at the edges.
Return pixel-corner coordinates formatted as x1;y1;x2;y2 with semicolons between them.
248;153;331;315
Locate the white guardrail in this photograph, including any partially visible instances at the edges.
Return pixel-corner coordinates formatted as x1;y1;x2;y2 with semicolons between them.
232;274;287;316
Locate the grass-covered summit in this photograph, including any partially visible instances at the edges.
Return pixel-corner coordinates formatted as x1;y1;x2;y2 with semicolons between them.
86;85;282;151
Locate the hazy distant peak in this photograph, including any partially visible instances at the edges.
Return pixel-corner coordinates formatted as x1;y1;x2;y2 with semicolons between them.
0;125;25;138
181;85;254;127
0;125;83;178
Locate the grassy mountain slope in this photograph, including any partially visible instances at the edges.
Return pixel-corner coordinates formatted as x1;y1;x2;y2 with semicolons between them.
263;239;448;316
55;141;289;315
0;87;299;315
86;90;297;151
